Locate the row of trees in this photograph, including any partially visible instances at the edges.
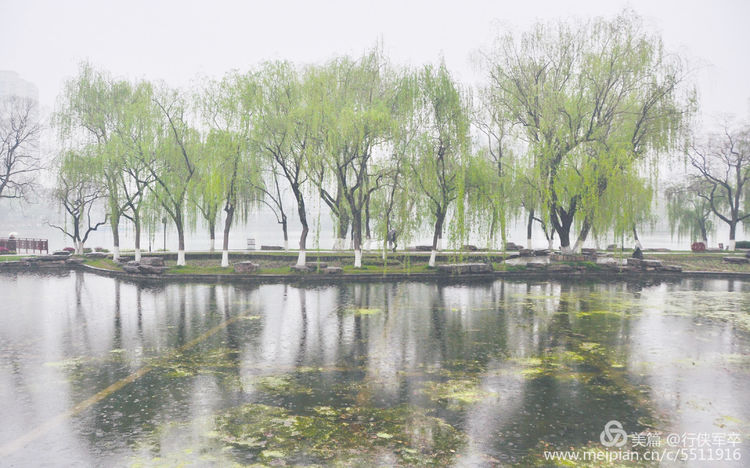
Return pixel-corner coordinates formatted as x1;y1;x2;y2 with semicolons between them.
32;11;746;264
666;123;750;249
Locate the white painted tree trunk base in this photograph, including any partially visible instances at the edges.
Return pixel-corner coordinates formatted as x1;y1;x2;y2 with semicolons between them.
76;241;84;255
634;240;642;250
364;238;371;251
354;249;362;268
297;250;306;267
571;239;583;253
284;240;288;251
134;248;141;262
437;237;443;251
113;246;120;262
560;245;574;255
177;250;186;266
429;249;437;267
526;238;532;250
209;239;215;252
729;240;736;251
548;238;554;251
221;250;229;267
333;238;344;250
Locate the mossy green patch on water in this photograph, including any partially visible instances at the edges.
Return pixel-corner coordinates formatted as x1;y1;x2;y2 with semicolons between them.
211;403;465;465
663;291;750;332
345;307;382;315
148;347;241;378
253;374;314;396
419;379;496;409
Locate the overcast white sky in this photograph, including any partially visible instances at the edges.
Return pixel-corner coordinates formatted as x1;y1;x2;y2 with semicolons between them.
1;0;749;124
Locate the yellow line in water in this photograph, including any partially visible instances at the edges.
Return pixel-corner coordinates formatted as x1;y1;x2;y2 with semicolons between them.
0;313;251;458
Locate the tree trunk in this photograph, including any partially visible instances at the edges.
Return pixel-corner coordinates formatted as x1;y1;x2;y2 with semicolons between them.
365;198;371;251
570;219;591;253
282;216;289;251
729;221;737;251
552;206;574;254
176;215;186;266
133;212;142;262
430;212;445;267
295;189;308;267
209;222;216;253
221;205;234;267
352;209;363;268
632;225;642;249
700;222;708;244
526;209;534;249
111;212;121;261
334;212;349;250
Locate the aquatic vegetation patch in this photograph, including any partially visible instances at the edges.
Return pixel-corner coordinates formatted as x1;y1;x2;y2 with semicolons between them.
662;292;750;332
345;307;382;315
148;347;242;378
211;402;465;465
419;379;497;409
253;374;314;396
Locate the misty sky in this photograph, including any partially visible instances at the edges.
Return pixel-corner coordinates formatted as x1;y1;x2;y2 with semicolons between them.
1;0;749;124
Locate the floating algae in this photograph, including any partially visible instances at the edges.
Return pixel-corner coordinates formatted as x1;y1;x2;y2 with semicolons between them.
211;403;465;465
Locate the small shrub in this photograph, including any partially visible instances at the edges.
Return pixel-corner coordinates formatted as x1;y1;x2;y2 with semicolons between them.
0;246;10;254
94;247;109;253
83;247;92;253
63;247;75;252
735;241;750;249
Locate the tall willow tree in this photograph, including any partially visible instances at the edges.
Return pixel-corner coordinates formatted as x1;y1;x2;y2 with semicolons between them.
197;71;261;266
113;81;160;261
147;86;200;266
483;11;691;253
253;61;317;267
407;62;470;267
55;64;125;259
313;47;398;268
56;64;156;261
687;123;750;250
665;177;714;244
49;149;108;254
472;86;521;249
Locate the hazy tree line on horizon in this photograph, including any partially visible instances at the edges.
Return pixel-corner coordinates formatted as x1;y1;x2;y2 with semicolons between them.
2;11;750;266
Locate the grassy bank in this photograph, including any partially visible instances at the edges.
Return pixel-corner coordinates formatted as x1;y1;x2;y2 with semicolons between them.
0;255;23;262
75;250;750;277
652;252;750;272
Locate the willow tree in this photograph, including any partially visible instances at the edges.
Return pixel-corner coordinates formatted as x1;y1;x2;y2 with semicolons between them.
55;64;125;259
197;71;261;266
665;177;714;245
312;48;398;268
483;12;691;253
146;86;200;266
472;85;522;250
253;61;317;267
49;149;108;254
112;80;160;261
406;62;470;266
56;64;156;261
687;122;750;250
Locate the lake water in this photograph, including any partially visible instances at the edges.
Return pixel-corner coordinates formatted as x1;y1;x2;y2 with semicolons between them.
0;272;748;466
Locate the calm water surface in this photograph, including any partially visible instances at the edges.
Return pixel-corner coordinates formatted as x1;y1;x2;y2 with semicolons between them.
0;271;748;466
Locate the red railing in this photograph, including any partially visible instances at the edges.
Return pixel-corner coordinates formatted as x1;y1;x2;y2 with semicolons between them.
0;238;48;253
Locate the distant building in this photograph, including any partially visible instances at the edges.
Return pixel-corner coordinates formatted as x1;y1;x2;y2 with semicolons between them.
0;70;39;101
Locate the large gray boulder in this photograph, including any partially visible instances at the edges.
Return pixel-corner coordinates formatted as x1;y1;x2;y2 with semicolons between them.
140;257;165;267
